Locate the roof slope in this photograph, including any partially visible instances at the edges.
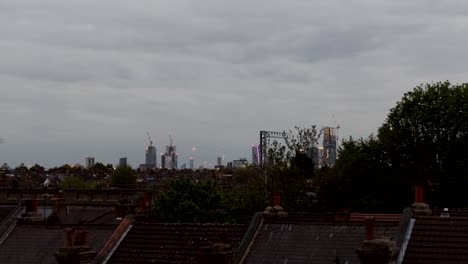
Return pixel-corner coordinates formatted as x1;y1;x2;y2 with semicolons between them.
244;214;400;264
106;223;248;264
0;224;115;264
403;216;468;264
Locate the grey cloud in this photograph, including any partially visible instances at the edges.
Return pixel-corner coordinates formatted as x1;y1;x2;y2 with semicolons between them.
2;0;468;167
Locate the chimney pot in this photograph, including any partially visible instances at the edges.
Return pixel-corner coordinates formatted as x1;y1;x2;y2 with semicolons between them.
365;216;375;241
415;185;424;203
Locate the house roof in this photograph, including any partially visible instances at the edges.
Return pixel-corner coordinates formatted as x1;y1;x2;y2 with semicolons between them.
51;205;119;225
0;224;116;264
105;222;248;264
243;213;400;264
0;206;18;223
402;215;468;264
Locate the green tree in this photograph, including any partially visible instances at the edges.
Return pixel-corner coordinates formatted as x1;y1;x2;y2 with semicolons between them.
111;166;137;189
233;166;261;185
59;176;89;189
317;136;410;212
155;178;223;223
378;81;468;206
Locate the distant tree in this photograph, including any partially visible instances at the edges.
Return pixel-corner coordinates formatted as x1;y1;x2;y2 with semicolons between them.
232;166;260;185
317;136;410;212
155;178;223;223
378;81;468;206
29;164;45;173
111;166;137;189
59;176;89;189
14;164;29;174
223;174;268;223
91;162;107;172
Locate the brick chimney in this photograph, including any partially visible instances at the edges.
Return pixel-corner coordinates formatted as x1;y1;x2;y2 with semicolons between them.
365;217;375;241
411;185;432;216
356;217;399;264
197;232;232;264
264;193;288;217
20;199;43;222
55;228;97;264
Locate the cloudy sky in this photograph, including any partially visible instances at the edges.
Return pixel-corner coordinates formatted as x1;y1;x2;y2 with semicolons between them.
1;0;468;168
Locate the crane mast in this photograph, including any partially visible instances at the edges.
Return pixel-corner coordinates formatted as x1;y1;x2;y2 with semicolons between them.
147;132;153;145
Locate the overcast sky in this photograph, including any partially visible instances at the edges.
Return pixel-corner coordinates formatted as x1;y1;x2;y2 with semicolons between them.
1;0;468;168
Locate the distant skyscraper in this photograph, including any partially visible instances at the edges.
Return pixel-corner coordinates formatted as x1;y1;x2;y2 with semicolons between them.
85;157;95;169
161;137;178;169
119;157;127;167
251;145;260;166
217;157;222;167
161;154;166;169
322;127;337;166
190;158;194;170
145;133;157;168
232;158;248;168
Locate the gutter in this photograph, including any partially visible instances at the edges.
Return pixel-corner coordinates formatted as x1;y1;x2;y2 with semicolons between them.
93;214;134;264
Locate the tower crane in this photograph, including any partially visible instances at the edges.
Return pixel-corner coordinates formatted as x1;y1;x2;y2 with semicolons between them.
147;132;153;146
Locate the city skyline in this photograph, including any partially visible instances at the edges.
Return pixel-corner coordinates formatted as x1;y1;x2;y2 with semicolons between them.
2;1;468;167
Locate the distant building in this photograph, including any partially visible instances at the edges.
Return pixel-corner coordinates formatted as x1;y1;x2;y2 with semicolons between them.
217;157;223;167
251;145;260;166
160;154;166;169
145;145;157;168
189;158;194;170
85;157;95;169
322;127;337;166
119;157;127;168
161;138;177;169
232;158;248;169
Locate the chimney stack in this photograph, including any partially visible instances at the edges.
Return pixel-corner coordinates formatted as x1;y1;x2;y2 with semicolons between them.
197;233;232;264
55;228;96;264
412;185;432;216
414;185;424;203
365;217;375;241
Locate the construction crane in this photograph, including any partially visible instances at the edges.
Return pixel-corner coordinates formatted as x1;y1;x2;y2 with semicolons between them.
147;132;153;146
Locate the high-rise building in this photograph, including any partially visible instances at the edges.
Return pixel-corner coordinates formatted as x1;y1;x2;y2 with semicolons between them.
145;133;157;168
189;158;194;170
160;154;166;169
119;157;127;168
232;158;248;168
322;127;337;166
217;157;223;167
85;157;95;169
251;145;260;166
161;137;178;169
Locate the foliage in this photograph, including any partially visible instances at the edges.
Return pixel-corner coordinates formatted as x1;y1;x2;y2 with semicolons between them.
224;170;268;223
284;125;322;157
59;176;90;189
154;175;268;223
232;166;260;185
111;166;137;189
378;81;468;206
317;136;410;212
155;178;224;223
264;127;320;211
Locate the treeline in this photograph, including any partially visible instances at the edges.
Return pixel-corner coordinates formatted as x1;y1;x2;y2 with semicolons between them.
153;81;468;222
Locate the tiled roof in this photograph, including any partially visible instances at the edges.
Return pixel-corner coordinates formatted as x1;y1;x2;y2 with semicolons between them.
0;224;116;264
403;215;468;264
0;206;18;223
106;223;248;264
349;213;402;222
244;214;400;264
52;206;119;225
